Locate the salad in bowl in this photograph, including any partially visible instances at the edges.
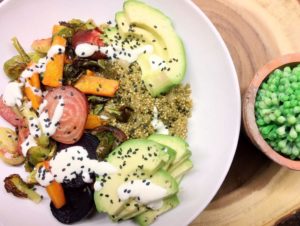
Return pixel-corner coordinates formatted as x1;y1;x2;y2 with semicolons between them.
0;0;193;225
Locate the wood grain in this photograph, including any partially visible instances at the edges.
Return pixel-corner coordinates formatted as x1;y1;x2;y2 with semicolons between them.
191;0;300;225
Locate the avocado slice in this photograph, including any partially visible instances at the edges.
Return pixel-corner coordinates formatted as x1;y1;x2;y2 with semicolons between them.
169;159;193;180
112;169;178;222
115;0;186;96
94;139;176;216
134;195;180;226
148;134;191;171
115;12;167;58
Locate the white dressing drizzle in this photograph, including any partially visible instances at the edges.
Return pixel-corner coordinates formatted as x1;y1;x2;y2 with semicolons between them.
151;106;169;135
20;45;65;80
2;82;23;107
146;200;164;210
24;81;42;97
35;146;118;187
21;98;64;156
117;179;167;209
75;43;153;63
39;98;64;136
21;135;38;157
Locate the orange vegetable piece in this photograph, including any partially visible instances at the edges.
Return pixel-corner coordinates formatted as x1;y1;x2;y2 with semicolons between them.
42;25;67;88
85;114;107;130
39;161;66;209
24;72;42;110
74;72;119;97
46;180;66;209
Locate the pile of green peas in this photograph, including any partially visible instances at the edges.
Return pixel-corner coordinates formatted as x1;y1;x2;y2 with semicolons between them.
255;64;300;159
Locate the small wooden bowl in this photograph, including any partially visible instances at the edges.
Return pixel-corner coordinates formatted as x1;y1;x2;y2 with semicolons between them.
243;53;300;170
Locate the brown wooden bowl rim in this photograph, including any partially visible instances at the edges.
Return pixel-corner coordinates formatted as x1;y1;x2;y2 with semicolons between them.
243;53;300;170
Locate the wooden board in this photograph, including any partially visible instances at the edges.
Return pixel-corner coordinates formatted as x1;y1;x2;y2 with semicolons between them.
191;0;300;225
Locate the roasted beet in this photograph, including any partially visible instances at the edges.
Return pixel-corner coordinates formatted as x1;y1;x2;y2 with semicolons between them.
57;133;99;159
57;133;99;188
72;29;106;60
50;185;95;224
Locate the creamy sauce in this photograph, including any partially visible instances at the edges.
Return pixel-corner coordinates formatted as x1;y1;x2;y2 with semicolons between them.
21;135;37;156
94;181;103;191
39;98;64;136
2;82;23;107
35;146;118;187
146;200;164;210
36;166;54;187
37;99;48;115
151;106;169;135
25;81;42;97
118;179;167;208
75;43;153;63
21;98;64;156
28;115;42;138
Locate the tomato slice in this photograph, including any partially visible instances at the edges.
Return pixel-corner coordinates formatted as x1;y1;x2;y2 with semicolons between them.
0;97;25;127
43;86;88;144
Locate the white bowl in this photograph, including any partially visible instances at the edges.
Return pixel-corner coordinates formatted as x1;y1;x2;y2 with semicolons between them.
0;0;241;225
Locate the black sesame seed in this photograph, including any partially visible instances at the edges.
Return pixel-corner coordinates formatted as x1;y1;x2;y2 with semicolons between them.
146;182;150;186
62;168;66;172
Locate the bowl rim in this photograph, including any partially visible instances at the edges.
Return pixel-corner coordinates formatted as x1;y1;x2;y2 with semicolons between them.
243;53;300;170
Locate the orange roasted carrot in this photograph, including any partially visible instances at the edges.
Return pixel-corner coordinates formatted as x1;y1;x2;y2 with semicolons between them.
42;25;67;87
85;114;107;129
24;72;42;110
40;161;66;209
74;72;119;97
46;180;66;209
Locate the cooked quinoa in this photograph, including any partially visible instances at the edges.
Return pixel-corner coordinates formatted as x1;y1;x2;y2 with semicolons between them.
103;61;192;139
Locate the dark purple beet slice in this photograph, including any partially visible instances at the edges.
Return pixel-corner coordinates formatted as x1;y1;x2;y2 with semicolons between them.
57;133;99;188
50;185;95;224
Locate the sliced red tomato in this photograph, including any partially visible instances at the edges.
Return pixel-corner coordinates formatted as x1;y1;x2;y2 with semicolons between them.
0;97;25;127
72;28;106;59
43;86;88;144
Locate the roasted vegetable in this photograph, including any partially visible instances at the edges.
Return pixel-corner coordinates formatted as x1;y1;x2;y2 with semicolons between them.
25;141;56;172
50;185;95;224
3;55;27;80
0;128;25;165
63;60;107;85
27;146;51;166
31;38;51;54
105;105;134;123
72;28;106;60
47;180;66;209
57;133;99;188
4;174;42;203
3;37;45;80
12;37;31;63
42;26;67;87
84;114;107;129
74;72;119;97
92;126;127;160
59;19;97;32
24;72;42;110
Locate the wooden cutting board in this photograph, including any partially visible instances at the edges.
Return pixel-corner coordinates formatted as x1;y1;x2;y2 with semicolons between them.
191;0;300;225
